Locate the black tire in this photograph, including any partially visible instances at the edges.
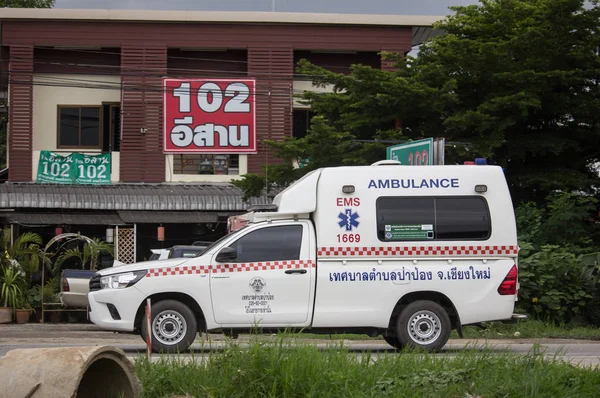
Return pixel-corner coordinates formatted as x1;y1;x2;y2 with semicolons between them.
396;300;451;352
140;299;198;354
383;334;404;350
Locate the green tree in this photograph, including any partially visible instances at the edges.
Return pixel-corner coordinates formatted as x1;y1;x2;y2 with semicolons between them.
235;0;600;205
411;0;600;204
0;0;55;7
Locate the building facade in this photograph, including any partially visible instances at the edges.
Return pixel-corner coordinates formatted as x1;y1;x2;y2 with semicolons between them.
0;9;439;262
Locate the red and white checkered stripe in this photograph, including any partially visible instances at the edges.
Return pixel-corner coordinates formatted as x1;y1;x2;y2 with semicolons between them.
317;245;518;257
146;265;211;278
213;259;314;273
146;260;314;278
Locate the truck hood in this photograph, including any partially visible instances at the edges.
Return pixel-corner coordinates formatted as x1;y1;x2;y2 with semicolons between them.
97;258;190;276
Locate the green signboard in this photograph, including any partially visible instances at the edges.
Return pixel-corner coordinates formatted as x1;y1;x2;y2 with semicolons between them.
384;224;434;240
36;151;111;185
386;138;434;166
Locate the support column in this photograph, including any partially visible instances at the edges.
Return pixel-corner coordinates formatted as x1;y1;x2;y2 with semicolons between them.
8;45;34;182
120;47;167;183
247;48;293;174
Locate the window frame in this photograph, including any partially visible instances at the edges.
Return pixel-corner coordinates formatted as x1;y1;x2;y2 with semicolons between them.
173;153;240;175
56;105;103;150
103;102;121;152
375;195;492;242
225;224;304;263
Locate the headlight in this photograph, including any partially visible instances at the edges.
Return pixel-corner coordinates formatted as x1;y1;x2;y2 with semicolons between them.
100;270;147;289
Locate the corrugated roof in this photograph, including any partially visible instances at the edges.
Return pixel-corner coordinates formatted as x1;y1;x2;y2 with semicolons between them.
0;212;124;226
0;182;271;211
118;211;218;224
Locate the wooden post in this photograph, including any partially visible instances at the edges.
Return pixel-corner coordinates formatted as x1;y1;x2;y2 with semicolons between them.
145;298;152;360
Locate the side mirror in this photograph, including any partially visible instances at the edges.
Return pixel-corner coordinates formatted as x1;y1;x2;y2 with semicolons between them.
216;247;237;263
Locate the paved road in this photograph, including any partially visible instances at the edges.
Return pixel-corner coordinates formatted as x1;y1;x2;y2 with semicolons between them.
1;324;599;368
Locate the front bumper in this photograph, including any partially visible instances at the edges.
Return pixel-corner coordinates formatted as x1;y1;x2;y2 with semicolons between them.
88;286;146;332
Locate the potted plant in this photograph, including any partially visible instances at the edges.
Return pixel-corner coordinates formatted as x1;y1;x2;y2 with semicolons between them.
0;266;11;323
14;294;33;324
0;265;23;323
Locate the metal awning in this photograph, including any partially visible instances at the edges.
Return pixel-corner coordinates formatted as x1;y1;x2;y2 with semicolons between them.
0;212;124;226
0;182;272;211
412;26;445;47
117;211;219;224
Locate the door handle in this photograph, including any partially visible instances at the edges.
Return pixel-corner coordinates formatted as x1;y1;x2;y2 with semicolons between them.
285;269;307;275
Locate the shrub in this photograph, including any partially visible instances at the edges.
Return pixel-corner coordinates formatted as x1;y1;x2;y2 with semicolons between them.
517;244;600;324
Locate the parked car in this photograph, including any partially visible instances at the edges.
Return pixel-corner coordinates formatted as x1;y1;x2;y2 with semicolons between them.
148;249;169;261
59;269;98;308
59;244;208;308
168;245;208;258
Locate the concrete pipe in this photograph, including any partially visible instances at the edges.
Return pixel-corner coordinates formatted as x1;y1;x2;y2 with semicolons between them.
0;346;141;398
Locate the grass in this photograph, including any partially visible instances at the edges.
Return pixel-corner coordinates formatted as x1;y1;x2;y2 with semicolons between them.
135;337;600;398
273;320;600;341
452;319;600;340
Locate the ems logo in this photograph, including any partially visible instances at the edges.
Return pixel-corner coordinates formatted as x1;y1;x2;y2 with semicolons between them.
249;277;266;293
338;209;360;231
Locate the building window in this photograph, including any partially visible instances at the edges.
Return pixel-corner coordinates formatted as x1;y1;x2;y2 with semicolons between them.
293;109;313;139
376;196;491;241
57;106;102;149
173;154;239;175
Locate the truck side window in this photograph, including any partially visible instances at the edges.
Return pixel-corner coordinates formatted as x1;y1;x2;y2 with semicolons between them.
376;196;491;241
228;225;303;263
435;197;491;240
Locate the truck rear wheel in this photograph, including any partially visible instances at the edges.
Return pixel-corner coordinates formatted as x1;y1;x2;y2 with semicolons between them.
396;300;451;352
140;299;197;353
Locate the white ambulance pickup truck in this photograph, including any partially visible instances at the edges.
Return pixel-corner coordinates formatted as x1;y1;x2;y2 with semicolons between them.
88;161;524;353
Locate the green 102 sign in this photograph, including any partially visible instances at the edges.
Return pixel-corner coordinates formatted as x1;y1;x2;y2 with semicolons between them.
386;138;434;166
36;151;111;185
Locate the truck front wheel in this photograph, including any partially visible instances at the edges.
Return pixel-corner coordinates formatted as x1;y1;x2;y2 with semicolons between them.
140;299;198;353
396;300;451;352
383;335;404;350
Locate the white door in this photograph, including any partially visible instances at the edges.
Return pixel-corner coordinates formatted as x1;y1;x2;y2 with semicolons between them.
209;221;315;326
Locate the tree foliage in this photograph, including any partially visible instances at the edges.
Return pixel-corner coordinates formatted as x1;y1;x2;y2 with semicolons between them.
0;0;55;7
412;0;600;203
515;192;600;324
235;0;600;205
232;115;401;198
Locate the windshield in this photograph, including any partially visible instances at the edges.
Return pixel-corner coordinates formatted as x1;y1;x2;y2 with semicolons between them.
194;226;249;257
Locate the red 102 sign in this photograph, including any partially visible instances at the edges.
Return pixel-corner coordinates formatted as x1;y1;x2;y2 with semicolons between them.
162;78;257;153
